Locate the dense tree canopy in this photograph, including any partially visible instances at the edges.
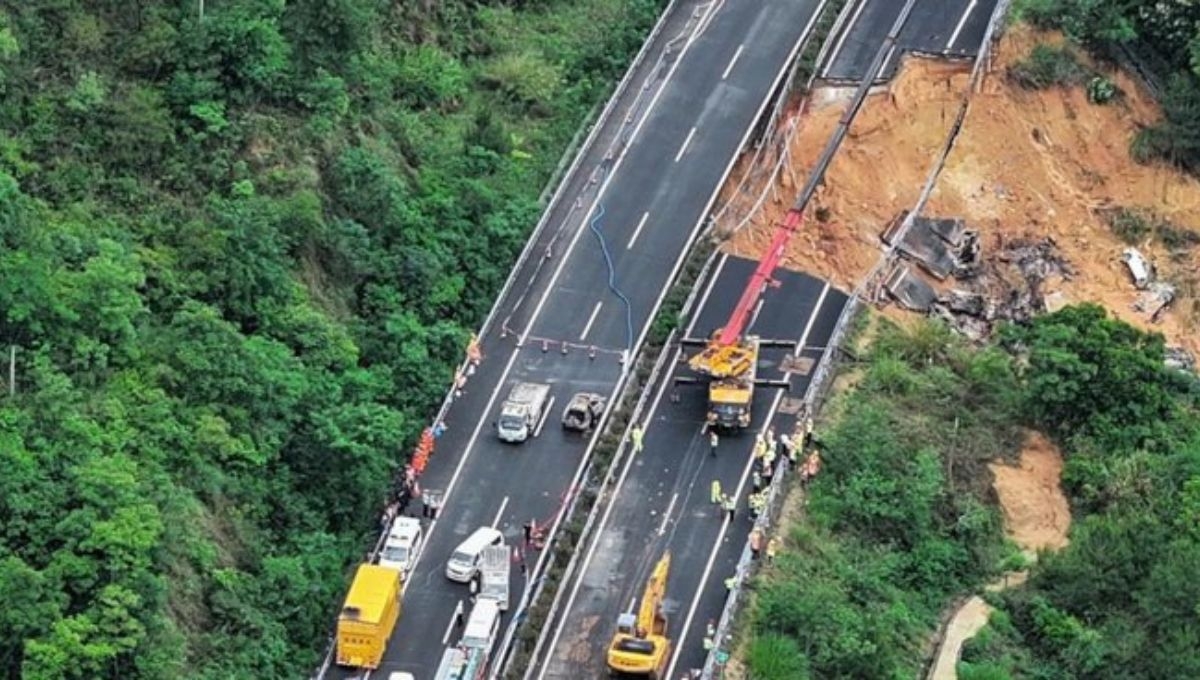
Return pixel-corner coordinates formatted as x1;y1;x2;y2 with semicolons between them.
0;0;662;677
961;306;1200;679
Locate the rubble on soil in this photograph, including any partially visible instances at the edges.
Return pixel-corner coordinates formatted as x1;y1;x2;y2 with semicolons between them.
1165;346;1196;373
1134;281;1176;321
881;213;1077;340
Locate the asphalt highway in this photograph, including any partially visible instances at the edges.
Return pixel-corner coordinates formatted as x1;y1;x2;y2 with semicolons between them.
533;255;847;679
318;1;829;678
822;0;999;82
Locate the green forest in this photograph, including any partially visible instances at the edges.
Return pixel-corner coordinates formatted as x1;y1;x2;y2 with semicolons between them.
0;0;662;677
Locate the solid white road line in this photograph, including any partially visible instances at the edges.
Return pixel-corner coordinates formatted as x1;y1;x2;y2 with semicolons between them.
822;0;868;78
443;601;463;645
674;127;698;163
946;0;978;50
721;44;745;80
534;396;556;439
686;255;729;336
580;301;604;340
664;282;832;679
748;298;766;331
626;212;651;250
658;493;680;536
492;496;510;529
876;43;897;80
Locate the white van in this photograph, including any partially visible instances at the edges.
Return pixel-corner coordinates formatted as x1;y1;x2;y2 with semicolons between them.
379;517;424;575
445;527;503;583
460;599;501;653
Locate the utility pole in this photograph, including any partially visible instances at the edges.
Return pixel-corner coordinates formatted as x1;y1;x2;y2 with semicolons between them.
199;0;204;21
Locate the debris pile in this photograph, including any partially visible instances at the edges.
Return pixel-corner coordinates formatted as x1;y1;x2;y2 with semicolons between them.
879;213;1079;341
1165;346;1196;373
1134;282;1176;322
935;235;1075;340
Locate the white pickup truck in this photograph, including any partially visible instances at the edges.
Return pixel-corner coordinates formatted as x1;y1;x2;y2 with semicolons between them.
496;382;551;443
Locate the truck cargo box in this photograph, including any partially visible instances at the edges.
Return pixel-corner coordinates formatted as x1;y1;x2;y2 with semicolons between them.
337;564;402;669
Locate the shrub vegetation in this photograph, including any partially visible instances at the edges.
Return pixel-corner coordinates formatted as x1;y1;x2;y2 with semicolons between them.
742;306;1200;679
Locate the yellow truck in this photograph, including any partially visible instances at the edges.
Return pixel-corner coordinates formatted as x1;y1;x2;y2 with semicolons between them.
337;564;401;669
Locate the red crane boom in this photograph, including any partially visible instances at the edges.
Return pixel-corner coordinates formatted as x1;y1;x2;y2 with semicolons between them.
715;207;805;346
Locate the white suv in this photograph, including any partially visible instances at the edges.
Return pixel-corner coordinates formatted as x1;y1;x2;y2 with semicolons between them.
379;517;423;576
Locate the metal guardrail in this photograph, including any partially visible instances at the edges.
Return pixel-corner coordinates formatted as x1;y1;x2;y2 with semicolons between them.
700;0;1015;677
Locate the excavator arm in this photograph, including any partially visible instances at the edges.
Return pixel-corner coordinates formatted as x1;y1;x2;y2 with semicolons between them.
637;553;670;635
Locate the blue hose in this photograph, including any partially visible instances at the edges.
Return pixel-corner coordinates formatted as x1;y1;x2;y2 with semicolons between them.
586;199;636;351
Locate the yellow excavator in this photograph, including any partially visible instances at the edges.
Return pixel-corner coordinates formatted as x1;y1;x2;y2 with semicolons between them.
607;553;671;678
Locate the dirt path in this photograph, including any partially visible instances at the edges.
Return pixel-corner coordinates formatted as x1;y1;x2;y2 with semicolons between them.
929;597;993;680
928;431;1070;679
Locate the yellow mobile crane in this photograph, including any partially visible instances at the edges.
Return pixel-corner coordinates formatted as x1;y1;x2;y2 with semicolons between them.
680;209;806;431
607;553;671;678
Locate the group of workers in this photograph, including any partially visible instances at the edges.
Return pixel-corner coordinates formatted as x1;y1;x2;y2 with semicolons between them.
698;414;825;677
707;415;822;522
